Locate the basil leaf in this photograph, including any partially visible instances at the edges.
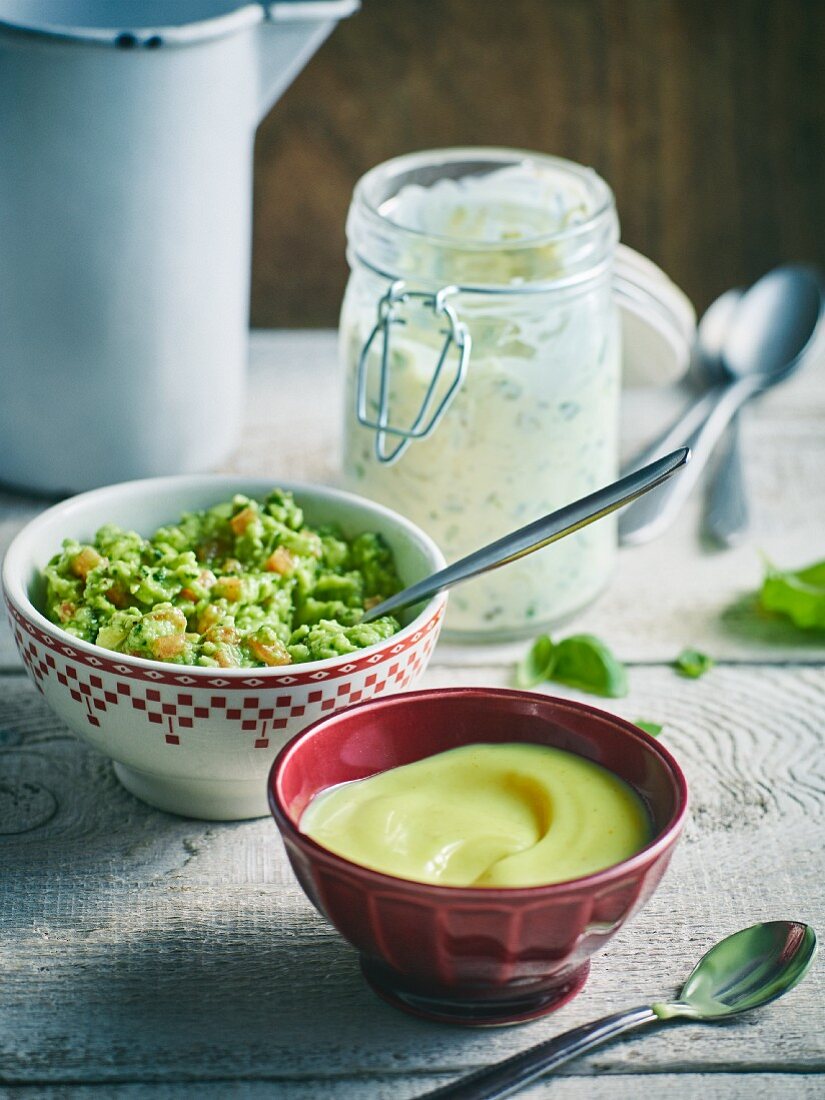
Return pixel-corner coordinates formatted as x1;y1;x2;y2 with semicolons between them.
635;719;663;737
759;558;825;630
674;647;714;678
515;633;556;688
549;634;628;698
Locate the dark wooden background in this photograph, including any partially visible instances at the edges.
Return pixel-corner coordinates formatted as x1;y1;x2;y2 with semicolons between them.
251;0;825;328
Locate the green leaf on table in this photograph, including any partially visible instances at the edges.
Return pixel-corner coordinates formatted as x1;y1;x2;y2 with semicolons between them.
674;647;715;679
635;719;663;737
516;633;628;698
515;633;556;688
549;634;628;698
759;557;825;631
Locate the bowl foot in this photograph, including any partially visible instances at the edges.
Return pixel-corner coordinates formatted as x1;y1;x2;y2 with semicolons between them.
113;763;269;820
360;958;591;1027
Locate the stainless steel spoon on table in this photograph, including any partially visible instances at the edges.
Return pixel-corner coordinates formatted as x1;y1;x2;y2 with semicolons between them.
418;921;817;1100
699;287;747;546
361;448;689;623
619;265;825;546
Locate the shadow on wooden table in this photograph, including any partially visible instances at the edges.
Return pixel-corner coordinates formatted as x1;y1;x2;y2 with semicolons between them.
719;595;825;651
6;889;458;1082
2;695;461;1083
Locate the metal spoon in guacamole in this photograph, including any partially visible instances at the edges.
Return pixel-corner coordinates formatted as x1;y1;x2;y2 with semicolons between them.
421;921;817;1100
363;448;690;623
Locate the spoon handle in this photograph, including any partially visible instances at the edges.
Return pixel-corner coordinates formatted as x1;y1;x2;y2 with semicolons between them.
619;375;761;546
704;413;749;547
362;449;689;623
416;1006;659;1100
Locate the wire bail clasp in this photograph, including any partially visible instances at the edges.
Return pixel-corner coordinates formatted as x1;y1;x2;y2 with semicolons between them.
355;280;471;465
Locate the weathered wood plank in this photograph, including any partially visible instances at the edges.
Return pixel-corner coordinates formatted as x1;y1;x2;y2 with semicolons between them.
1;665;822;1088
2;331;824;671
1;331;823;1099
1;1072;823;1099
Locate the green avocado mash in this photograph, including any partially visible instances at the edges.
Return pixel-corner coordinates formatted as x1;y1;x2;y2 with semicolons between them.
42;489;402;668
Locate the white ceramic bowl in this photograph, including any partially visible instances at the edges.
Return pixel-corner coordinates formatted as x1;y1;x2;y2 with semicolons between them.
2;477;446;820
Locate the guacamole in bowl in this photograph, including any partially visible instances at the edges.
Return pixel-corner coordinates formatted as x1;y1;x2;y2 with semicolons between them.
42;489;402;668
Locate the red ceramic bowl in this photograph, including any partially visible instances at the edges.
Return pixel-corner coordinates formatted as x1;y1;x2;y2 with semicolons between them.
268;688;688;1026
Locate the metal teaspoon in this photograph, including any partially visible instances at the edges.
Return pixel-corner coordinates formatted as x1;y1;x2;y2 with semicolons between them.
419;920;817;1100
361;448;689;623
698;287;747;545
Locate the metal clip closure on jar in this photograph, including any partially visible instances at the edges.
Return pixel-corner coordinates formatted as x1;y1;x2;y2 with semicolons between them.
355;280;471;464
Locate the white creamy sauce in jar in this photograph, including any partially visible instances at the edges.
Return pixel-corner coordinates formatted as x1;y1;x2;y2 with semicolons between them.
342;158;620;639
383;163;592;244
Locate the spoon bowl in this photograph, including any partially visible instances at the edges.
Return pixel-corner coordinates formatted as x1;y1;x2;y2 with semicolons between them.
657;920;818;1020
724;267;825;381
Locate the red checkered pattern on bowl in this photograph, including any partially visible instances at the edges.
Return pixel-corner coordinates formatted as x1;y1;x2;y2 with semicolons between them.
7;598;442;747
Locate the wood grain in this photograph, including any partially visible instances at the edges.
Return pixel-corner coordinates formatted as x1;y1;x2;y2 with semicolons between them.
0;665;823;1091
251;0;825;327
1;1076;822;1099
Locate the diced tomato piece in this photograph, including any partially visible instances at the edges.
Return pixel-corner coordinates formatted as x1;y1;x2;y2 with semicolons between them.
247;637;291;667
70;547;105;580
151;634;186;659
229;507;257;536
264;547;296;576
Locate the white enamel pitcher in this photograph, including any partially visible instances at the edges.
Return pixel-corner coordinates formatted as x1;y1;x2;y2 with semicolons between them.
0;1;357;494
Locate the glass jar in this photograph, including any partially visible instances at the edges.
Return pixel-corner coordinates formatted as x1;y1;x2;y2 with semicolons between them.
341;148;621;641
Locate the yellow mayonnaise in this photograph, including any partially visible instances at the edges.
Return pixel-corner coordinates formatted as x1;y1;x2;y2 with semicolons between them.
299;743;651;888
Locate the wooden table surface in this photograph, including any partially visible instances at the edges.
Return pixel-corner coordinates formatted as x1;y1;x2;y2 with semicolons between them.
1;332;824;1098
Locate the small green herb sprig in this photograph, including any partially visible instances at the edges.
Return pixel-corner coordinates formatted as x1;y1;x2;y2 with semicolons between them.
634;719;663;737
673;647;715;679
516;633;628;698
